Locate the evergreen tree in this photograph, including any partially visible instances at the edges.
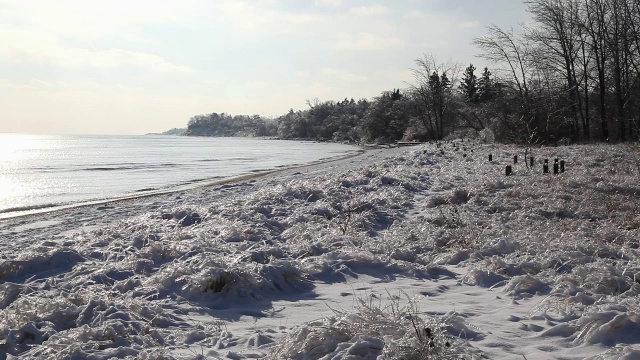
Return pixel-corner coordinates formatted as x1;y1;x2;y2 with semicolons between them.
390;88;402;101
440;73;451;91
428;72;440;96
459;64;479;103
477;67;494;103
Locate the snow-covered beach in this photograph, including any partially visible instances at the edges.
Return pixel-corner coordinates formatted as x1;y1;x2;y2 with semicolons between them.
1;142;639;359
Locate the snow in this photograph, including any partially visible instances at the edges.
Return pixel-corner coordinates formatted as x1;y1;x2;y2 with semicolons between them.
0;142;639;359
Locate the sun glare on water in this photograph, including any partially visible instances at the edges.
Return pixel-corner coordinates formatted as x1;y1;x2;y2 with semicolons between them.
0;133;41;162
0;134;44;212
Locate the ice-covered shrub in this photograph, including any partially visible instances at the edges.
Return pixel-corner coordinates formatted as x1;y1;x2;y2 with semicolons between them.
478;128;495;143
573;303;640;346
450;188;472;205
0;249;85;282
426;195;447;208
270;293;476;359
462;268;508;287
504;275;551;298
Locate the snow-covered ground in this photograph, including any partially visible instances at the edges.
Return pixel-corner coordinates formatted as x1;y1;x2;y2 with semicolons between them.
1;142;639;359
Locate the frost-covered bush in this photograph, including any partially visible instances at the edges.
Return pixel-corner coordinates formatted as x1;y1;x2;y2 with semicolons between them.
270;293;476;359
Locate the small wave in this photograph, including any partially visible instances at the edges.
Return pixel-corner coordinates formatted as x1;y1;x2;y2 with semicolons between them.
135;188;158;192
196;157;255;162
0;203;63;214
184;177;224;184
84;166;137;171
29;166;58;171
82;163;182;172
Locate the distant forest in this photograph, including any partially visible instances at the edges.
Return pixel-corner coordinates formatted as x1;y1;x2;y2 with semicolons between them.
183;0;640;144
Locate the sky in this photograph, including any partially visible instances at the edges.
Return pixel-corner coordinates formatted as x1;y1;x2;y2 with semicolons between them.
0;0;531;135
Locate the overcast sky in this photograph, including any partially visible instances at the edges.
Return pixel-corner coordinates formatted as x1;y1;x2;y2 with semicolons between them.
0;0;531;135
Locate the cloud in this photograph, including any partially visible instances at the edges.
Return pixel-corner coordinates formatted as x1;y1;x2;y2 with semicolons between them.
0;0;198;41
0;79;214;134
219;0;317;35
322;68;368;81
334;32;403;51
405;10;427;19
0;1;532;135
245;81;269;89
0;30;192;73
64;48;193;73
315;0;341;8
0;1;196;74
459;21;481;29
349;5;390;17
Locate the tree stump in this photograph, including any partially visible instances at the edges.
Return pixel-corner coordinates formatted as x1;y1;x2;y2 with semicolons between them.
530;156;534;167
543;164;549;174
560;160;565;173
489;154;493;162
553;163;559;174
506;165;512;176
513;155;518;164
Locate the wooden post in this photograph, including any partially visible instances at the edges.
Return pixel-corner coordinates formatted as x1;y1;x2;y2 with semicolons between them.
506;165;512;176
560;160;565;173
543;164;549;174
530;156;534;167
553;163;559;174
513;155;518;164
555;158;559;164
489;154;493;161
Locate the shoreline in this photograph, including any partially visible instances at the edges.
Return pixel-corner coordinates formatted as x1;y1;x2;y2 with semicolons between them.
0;147;367;222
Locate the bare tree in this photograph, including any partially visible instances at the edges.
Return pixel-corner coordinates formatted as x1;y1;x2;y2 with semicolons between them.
605;0;639;141
473;25;549;143
474;26;533;116
411;55;461;140
526;0;588;140
583;0;611;140
620;0;640;139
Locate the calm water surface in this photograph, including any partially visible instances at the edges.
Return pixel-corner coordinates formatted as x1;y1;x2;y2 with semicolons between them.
0;134;358;218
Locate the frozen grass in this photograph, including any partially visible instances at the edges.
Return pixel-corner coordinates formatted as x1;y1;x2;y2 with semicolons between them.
270;292;477;360
0;142;639;358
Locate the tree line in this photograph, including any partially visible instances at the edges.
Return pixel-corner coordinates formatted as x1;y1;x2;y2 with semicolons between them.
184;0;640;144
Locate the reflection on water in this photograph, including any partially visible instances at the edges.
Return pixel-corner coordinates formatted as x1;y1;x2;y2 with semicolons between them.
0;134;358;218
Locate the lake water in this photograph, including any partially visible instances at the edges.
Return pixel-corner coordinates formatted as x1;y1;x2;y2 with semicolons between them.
0;134;359;218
